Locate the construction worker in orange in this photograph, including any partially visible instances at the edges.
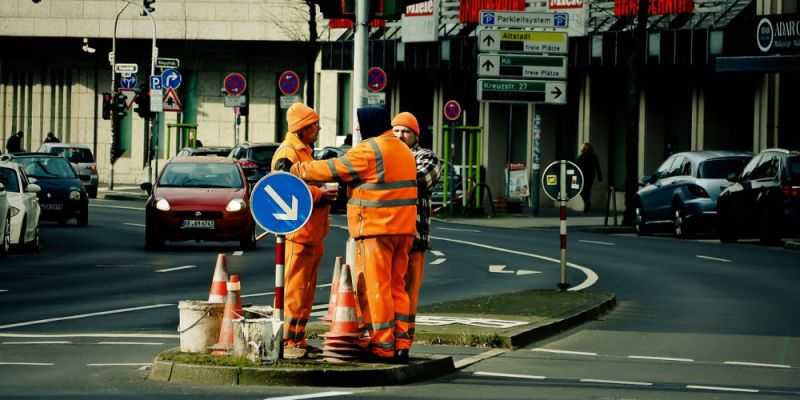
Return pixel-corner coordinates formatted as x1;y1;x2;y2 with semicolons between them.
271;102;339;359
392;112;441;361
275;106;417;363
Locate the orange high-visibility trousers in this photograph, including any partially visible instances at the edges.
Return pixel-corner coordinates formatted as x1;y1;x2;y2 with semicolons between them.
406;250;425;342
283;240;324;348
354;235;413;358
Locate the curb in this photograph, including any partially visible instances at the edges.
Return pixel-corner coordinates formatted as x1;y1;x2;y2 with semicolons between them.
785;240;800;251
149;350;455;387
100;192;148;201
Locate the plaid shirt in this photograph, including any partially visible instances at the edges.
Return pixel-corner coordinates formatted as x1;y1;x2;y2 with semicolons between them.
411;142;442;251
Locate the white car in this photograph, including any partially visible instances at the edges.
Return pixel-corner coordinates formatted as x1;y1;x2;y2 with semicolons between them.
0;181;9;256
0;161;41;252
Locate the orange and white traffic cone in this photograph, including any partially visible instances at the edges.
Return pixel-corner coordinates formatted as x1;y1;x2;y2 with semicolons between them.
322;256;343;324
322;264;366;363
211;274;242;356
208;254;228;303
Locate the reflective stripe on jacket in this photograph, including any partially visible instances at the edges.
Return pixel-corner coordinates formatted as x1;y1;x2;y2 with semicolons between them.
271;134;330;244
290;131;417;238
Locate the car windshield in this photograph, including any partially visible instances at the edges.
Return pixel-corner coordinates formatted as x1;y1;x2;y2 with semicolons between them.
0;167;20;192
16;157;76;179
159;163;244;188
698;158;750;179
55;147;94;163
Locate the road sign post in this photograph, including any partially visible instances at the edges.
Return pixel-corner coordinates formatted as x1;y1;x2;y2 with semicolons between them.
541;160;583;291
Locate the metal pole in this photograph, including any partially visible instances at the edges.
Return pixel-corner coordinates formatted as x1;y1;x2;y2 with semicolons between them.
449;120;456;215
352;0;369;145
506;106;513;198
108;2;130;191
557;160;570;291
275;234;285;359
531;109;542;216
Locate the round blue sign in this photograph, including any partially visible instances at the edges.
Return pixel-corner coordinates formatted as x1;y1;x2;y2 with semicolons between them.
161;69;182;89
250;172;313;235
279;71;300;96
120;74;138;89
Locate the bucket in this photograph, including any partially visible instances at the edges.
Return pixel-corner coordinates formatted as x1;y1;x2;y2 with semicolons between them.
177;300;225;353
233;317;283;364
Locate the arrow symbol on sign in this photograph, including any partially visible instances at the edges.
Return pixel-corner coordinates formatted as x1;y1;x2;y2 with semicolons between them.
265;185;298;221
482;34;496;46
482;59;495;71
164;71;179;88
550;86;563;98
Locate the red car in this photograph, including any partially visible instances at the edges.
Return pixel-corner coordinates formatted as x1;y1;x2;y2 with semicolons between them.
140;157;256;250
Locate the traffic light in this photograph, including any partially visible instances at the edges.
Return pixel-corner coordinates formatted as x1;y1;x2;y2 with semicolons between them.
134;85;154;119
317;0;352;19
141;0;155;15
102;92;112;120
113;91;128;119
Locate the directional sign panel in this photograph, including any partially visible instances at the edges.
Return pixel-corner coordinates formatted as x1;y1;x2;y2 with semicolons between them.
250;172;313;235
114;63;138;74
478;54;567;79
477;79;566;104
478;30;568;54
156;57;180;69
480;11;569;29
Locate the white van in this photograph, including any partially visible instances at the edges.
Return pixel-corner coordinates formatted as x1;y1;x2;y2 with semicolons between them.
37;143;98;198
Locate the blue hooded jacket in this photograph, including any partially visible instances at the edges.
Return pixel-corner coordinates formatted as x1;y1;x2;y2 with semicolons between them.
356;106;392;140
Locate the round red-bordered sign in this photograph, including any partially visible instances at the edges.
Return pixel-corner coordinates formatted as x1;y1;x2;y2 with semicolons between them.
367;67;387;92
224;73;247;96
444;100;462;121
278;71;300;96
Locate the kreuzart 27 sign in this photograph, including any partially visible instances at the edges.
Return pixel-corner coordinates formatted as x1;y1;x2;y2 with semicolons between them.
756;14;800;55
614;0;693;16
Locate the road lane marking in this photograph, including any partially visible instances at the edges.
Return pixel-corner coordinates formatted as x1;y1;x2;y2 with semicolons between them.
429;258;446;265
473;371;545;380
628;355;694;362
516;269;541;275
122;222;145;227
87;363;152;367
0;362;54;366
97;342;164;345
696;255;732;262
2;341;71;345
263;392;353;400
0;333;179;339
431;250;445;256
434;236;598;291
0;304;175;330
92;204;144;211
232;251;244;256
489;265;514;274
454;349;509;369
532;348;598;356
578;240;615;246
687;385;759;393
155;265;197;273
724;361;791;369
580;378;652;386
437;227;481;232
0;289;8;293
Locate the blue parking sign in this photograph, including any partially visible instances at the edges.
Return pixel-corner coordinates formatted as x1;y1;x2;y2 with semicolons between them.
250;172;313;235
150;75;163;90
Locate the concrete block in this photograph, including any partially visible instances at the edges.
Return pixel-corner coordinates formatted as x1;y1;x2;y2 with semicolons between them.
148;360;174;381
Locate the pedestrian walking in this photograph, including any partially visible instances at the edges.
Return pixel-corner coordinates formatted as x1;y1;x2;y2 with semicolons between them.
575;142;603;212
5;131;23;154
276;106;417;363
44;132;60;143
271;102;338;359
391;112;441;360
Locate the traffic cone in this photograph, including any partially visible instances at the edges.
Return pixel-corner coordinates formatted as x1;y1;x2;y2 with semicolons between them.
322;264;366;363
208;254;228;303
211;274;242;356
322;256;342;324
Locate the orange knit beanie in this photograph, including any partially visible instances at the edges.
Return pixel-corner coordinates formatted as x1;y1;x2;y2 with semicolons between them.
286;102;319;132
391;112;420;135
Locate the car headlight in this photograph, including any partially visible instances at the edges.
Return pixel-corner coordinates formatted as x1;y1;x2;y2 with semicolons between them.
69;190;81;200
155;198;171;211
226;199;246;212
9;206;20;217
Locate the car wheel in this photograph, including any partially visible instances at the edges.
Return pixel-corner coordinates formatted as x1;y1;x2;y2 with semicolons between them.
672;204;691;238
239;225;256;251
78;203;89;227
145;225;164;250
634;204;651;236
1;212;10;256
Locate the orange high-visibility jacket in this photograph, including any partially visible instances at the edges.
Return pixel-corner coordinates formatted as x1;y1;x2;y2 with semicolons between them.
290;131;417;238
271;134;330;244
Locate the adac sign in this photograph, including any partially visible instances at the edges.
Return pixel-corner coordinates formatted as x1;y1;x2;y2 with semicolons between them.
756;14;800;55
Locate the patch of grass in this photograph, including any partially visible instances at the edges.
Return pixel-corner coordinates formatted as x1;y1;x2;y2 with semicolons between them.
158;350;389;369
418;290;610;318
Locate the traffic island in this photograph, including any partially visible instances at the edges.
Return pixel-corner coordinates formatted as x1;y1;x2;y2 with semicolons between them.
149;348;455;387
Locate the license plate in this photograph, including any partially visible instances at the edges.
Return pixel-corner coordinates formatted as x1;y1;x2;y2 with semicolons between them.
181;220;214;229
41;203;64;210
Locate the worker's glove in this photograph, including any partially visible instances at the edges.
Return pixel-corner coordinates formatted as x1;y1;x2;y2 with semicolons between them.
274;158;294;172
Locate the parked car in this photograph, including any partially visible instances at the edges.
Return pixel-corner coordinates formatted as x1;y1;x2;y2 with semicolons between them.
140;156;256;250
633;150;753;237
37;143;98;198
176;146;232;157
0;161;41;252
3;153;89;227
228;142;280;184
313;145;351;213
0;180;9;256
717;148;800;244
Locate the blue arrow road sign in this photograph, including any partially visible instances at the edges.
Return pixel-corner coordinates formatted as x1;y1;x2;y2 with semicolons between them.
120;74;138;89
161;68;182;89
250;172;313;235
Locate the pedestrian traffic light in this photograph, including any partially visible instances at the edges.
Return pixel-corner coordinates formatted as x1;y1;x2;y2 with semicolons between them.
113;91;128;119
134;86;154;119
102;92;112;120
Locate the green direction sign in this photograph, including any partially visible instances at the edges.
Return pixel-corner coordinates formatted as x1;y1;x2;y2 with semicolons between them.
478;54;567;79
479;30;568;54
477;79;567;105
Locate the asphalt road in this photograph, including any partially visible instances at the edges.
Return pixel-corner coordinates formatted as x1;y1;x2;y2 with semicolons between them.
1;197;798;399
